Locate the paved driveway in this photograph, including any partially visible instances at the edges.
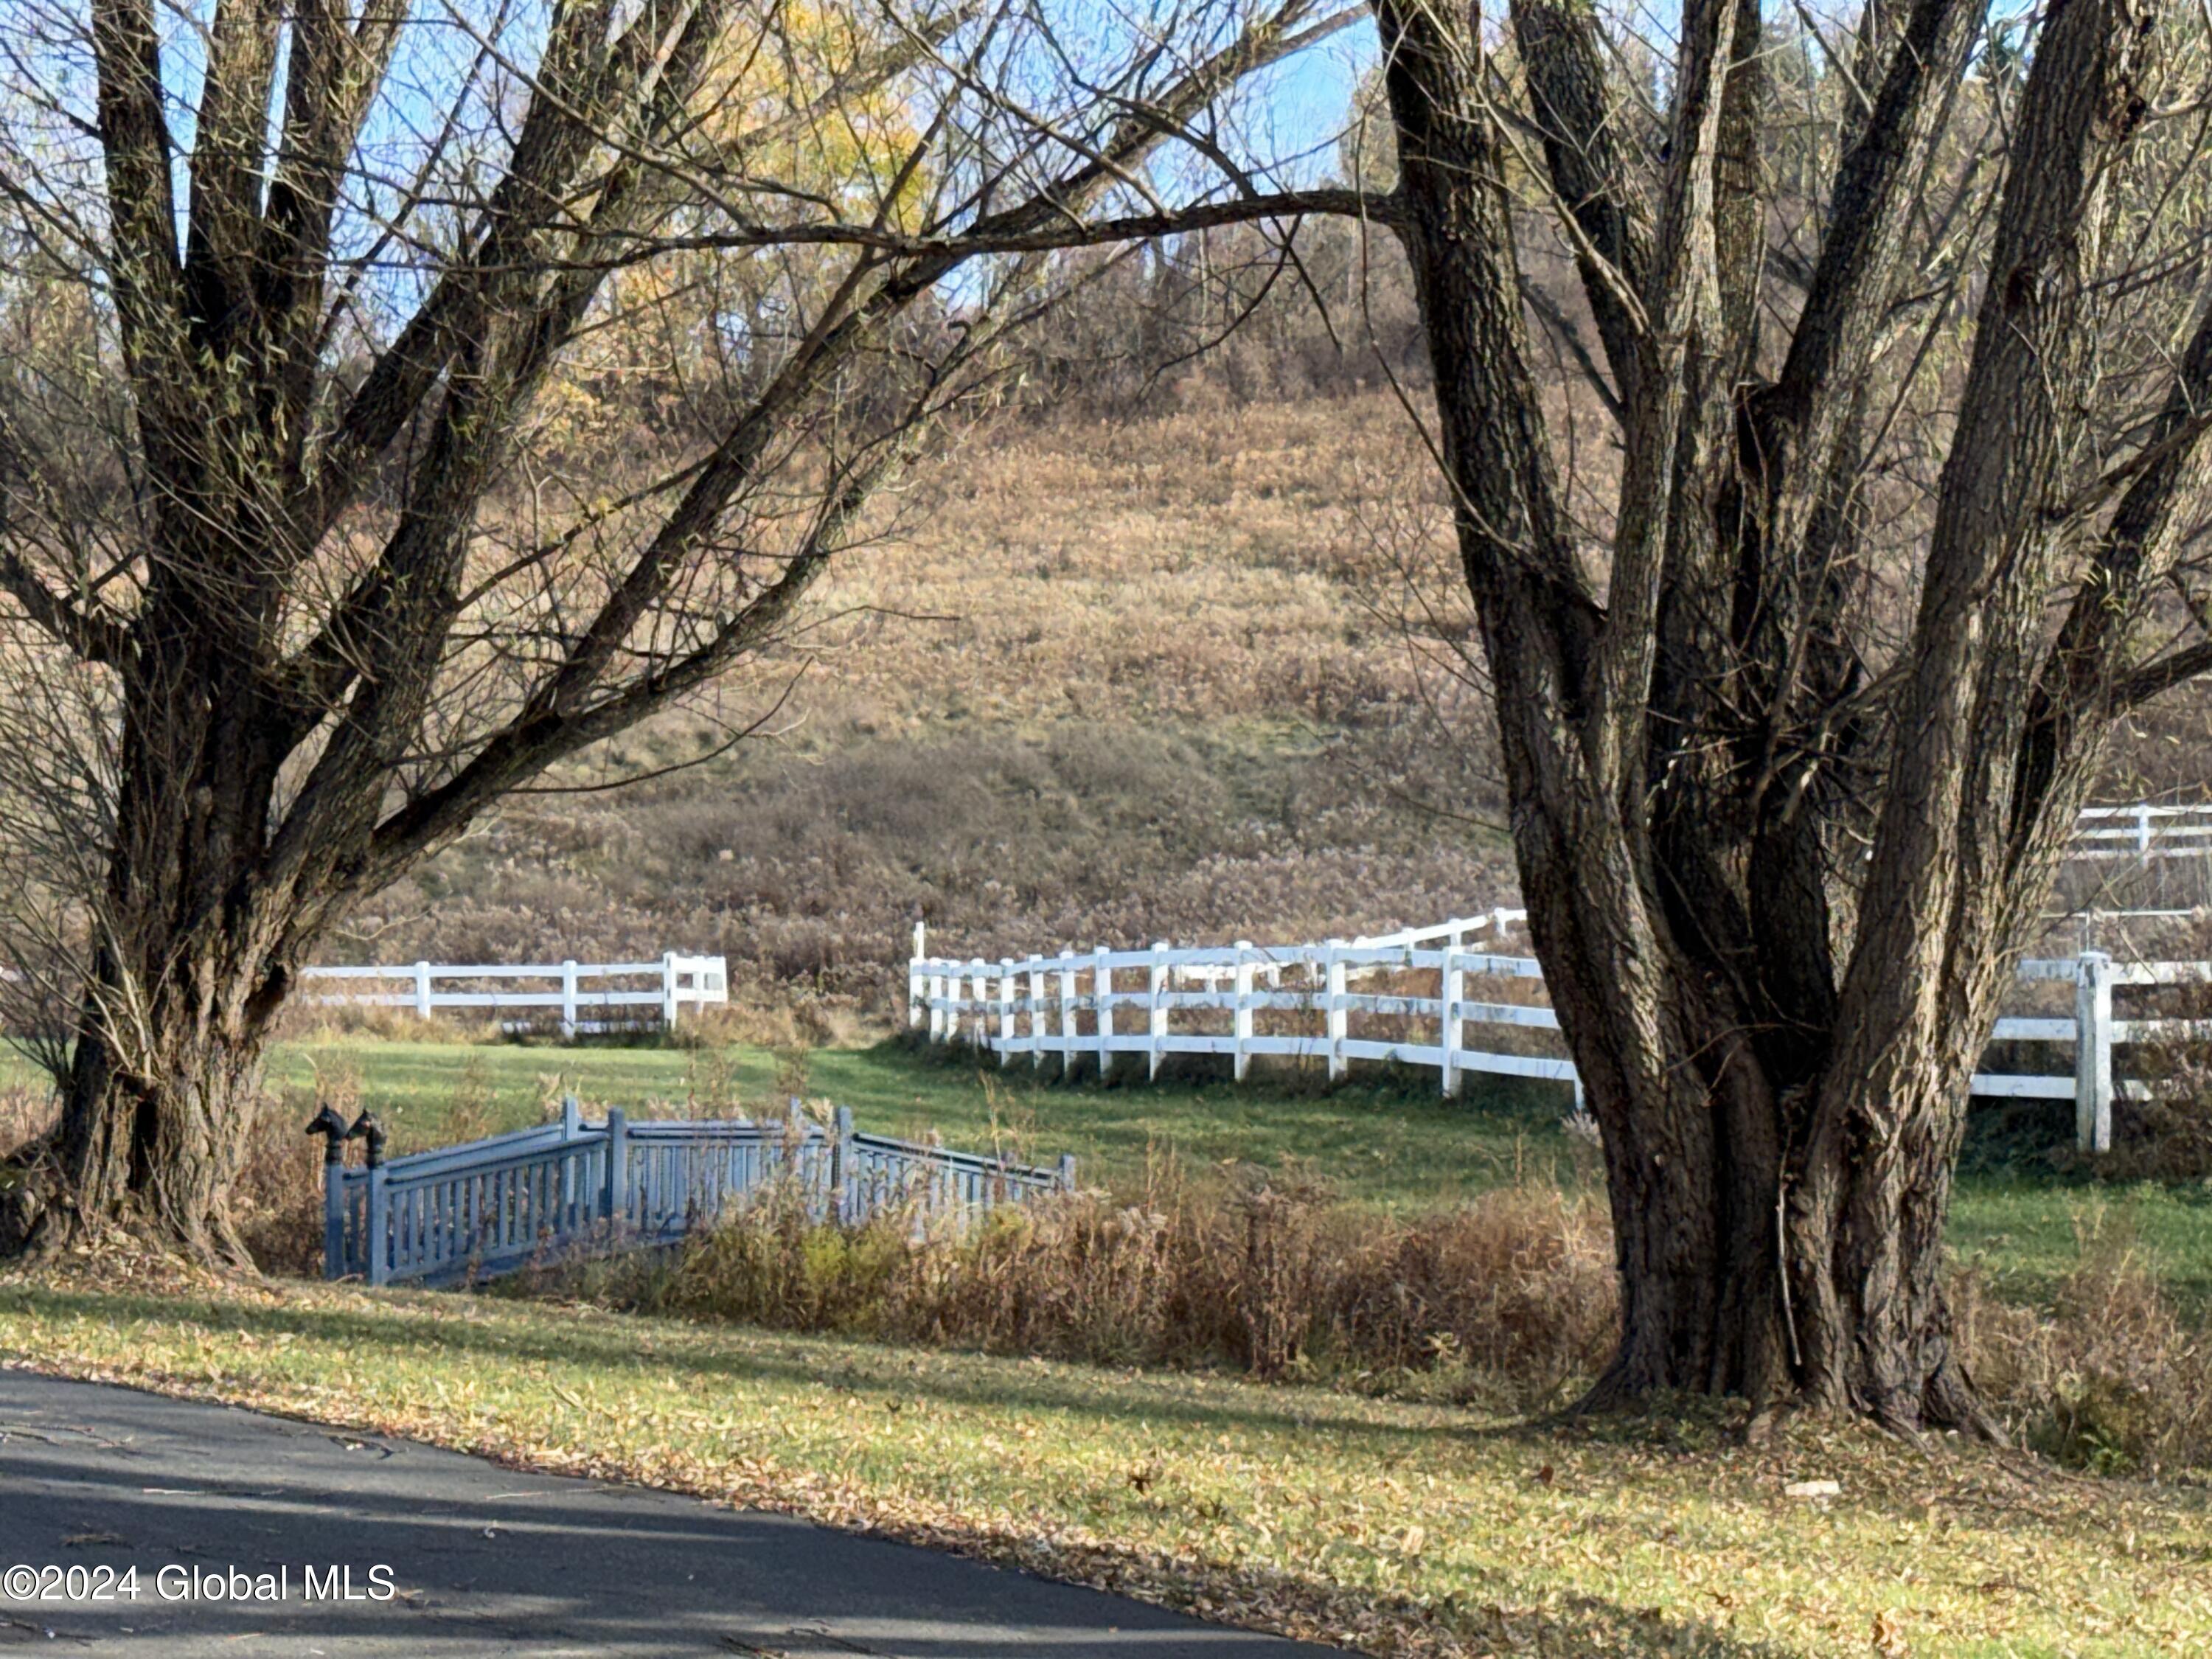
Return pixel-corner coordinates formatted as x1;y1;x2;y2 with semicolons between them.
0;1371;1340;1657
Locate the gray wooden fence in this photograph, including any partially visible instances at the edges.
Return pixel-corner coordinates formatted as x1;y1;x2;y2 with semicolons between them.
313;1099;1074;1287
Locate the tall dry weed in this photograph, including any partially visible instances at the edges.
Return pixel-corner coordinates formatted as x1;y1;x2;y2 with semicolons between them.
0;1083;57;1160
1958;1207;2212;1478
543;1164;2212;1472
570;1160;1618;1409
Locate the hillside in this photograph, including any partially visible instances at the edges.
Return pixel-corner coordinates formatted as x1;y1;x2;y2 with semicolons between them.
334;394;1515;1015
328;386;2212;1022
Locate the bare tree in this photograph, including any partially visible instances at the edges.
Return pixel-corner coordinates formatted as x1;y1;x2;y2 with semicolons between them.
1371;0;2212;1430
0;0;1364;1257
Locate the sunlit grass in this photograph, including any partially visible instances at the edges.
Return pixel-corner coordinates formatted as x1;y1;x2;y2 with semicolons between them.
8;1034;2212;1307
4;1268;2205;1658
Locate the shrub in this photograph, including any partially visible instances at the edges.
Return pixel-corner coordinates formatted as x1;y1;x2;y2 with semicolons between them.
532;1162;2212;1475
230;1090;327;1277
1957;1208;2212;1478
557;1159;1620;1411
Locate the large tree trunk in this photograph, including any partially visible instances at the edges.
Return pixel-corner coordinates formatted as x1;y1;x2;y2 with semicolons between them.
1517;800;1994;1428
58;967;273;1264
38;621;302;1262
1374;0;2176;1432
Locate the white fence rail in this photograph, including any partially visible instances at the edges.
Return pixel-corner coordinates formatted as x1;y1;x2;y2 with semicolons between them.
2071;802;2212;860
300;952;727;1034
910;921;2208;1152
910;910;1582;1101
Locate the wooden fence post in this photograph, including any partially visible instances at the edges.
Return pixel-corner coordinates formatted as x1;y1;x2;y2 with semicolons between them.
999;957;1018;1066
909;922;927;1029
365;1162;389;1287
559;1094;580;1217
1058;1152;1077;1191
1060;954;1079;1074
661;950;681;1029
321;1147;347;1281
561;959;579;1037
928;967;947;1041
1441;950;1465;1097
1325;940;1349;1083
1093;945;1114;1080
1029;958;1048;1071
832;1104;854;1224
1233;942;1254;1082
2076;951;2115;1153
603;1107;629;1228
414;960;433;1018
1148;942;1169;1081
968;961;987;1046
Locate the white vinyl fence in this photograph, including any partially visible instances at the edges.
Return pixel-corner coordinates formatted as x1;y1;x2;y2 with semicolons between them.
2070;803;2212;860
911;909;1578;1100
300;952;727;1034
910;920;2210;1152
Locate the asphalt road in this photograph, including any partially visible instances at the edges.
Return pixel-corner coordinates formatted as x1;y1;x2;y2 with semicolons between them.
0;1371;1342;1657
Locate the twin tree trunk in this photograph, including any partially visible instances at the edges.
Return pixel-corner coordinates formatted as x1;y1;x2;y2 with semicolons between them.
49;625;306;1263
1372;0;2180;1430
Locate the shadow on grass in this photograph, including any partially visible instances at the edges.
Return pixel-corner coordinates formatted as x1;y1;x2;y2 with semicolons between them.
14;1278;2187;1567
1;1340;1815;1659
9;1283;1455;1445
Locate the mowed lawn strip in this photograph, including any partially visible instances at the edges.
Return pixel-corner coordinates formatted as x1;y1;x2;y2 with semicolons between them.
2;1270;2206;1658
262;1036;1596;1207
6;1036;2211;1309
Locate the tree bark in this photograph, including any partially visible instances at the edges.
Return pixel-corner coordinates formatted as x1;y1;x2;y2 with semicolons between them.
38;620;300;1261
1374;0;2185;1430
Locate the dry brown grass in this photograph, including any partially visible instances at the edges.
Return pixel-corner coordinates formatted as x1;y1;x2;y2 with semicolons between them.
1960;1206;2212;1478
546;1159;1618;1411
0;1081;55;1159
519;1156;2212;1477
326;396;1514;1012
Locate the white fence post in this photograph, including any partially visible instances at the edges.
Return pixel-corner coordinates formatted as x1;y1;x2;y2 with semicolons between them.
414;961;433;1018
1148;942;1169;1080
1441;950;1464;1097
1232;942;1254;1082
999;957;1017;1067
2138;804;2153;857
909;922;926;1028
661;950;681;1028
969;961;987;1046
928;965;947;1041
561;959;578;1037
1093;945;1113;1079
1060;953;1079;1073
1029;958;1048;1070
2076;950;2115;1153
1324;940;1349;1083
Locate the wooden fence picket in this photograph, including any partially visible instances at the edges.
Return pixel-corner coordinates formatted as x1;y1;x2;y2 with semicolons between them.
326;1102;1074;1287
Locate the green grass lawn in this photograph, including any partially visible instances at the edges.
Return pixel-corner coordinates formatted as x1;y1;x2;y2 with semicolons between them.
9;1031;2211;1312
258;1032;1589;1202
7;1037;2211;1652
3;1266;2205;1658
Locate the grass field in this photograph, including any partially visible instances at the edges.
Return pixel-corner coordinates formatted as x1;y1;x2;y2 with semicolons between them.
10;1032;2210;1315
7;1036;2211;1652
6;1265;2208;1659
